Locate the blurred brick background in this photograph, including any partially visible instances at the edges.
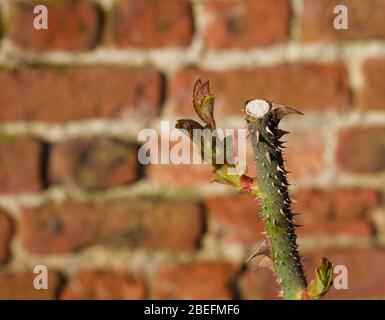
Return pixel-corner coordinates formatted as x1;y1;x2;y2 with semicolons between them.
0;0;384;300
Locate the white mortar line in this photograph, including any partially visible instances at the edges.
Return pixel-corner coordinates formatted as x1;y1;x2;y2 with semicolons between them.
1;232;374;274
2;39;385;72
290;0;304;42
1;111;385;142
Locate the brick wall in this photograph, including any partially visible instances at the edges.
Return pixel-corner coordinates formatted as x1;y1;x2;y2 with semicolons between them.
0;0;384;300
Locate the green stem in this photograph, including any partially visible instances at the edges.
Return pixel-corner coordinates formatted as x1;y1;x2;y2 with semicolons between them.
246;101;307;299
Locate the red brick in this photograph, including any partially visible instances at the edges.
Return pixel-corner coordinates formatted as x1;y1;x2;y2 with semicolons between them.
0;67;162;123
49;139;139;191
61;271;145;300
205;189;380;245
359;58;385;110
301;0;385;42
111;0;193;48
284;130;325;181
0;138;42;193
9;1;101;51
203;0;290;49
0;271;61;299
243;129;325;182
146;127;254;186
168;65;350;117
304;248;385;299
145;134;214;186
153;262;238;299
19;200;203;254
336;127;385;173
205;195;264;245
147;162;213;186
293;189;380;237
0;209;13;263
148;127;324;187
239;248;385;299
237;264;279;300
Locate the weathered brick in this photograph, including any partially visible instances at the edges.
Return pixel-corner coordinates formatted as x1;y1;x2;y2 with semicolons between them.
111;0;193;48
246;129;325;183
49;139;139;191
0;209;13;263
237;264;279;300
301;0;385;42
293;189;380;237
153;262;238;299
0;138;42;193
205;195;264;245
305;248;385;299
239;248;385;299
284;130;325;181
0;271;61;299
359;58;385;110
242;129;325;182
206;188;379;254
147;162;213;186
336;127;385;173
19;200;203;254
9;1;101;51
147;127;325;186
203;0;290;48
61;271;145;300
0;67;162;122
145;135;214;186
168;65;350;117
146;127;254;187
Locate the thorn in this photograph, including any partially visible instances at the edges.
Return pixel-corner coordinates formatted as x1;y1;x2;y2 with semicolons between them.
245;238;272;263
265;126;274;136
255;130;260;146
276;140;286;147
271;103;303;123
265;152;271;165
277;129;290;138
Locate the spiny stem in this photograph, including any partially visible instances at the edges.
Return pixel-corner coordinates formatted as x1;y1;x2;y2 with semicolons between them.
245;99;307;299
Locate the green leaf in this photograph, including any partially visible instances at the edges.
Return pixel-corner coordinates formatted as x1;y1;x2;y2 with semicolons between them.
193;79;216;129
306;257;333;300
